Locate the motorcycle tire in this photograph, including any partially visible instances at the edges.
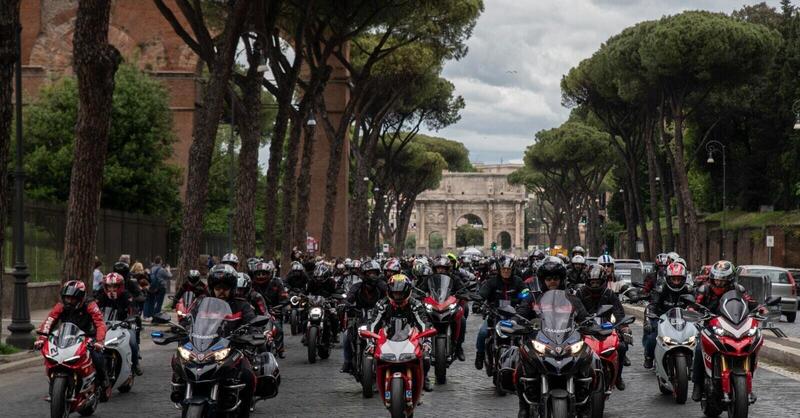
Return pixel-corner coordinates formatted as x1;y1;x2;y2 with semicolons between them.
551;397;569;418
657;378;672;395
434;337;448;384
390;376;405;418
307;326;319;364
319;344;331;360
118;382;132;393
672;355;689;404
701;378;723;418
77;395;98;417
291;311;300;336
50;375;71;418
590;373;605;418
182;404;205;418
361;356;374;398
493;374;506;397
729;374;748;418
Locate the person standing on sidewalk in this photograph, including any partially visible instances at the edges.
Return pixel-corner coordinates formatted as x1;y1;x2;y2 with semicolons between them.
92;257;104;292
144;256;171;320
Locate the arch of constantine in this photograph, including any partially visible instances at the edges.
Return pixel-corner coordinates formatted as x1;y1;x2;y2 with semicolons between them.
413;164;527;254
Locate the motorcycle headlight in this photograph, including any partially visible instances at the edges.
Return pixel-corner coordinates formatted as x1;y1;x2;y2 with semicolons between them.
746;328;758;337
686;335;697;345
105;337;120;347
178;346;193;361
213;348;231;362
424;303;433;311
532;340;547;354
568;341;584;354
658;336;674;345
310;307;323;316
63;355;81;364
448;303;457;311
713;327;726;337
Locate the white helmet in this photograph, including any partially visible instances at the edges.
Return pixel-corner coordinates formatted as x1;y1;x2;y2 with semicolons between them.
222;253;239;267
598;254;615;266
571;255;586;265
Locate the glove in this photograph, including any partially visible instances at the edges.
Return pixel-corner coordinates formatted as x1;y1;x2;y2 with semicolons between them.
422;340;432;353
93;342;105;351
34;338;45;350
758;306;769;316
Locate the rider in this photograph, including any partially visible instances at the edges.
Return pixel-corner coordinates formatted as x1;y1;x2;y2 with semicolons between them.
643;253;670;296
94;272;143;376
576;265;629;390
421;256;467;362
383;258;402;282
236;272;268;316
251;261;287;357
307;262;341;342
597;254;618;284
368;274;434;391
221;252;240;270
566;255;589;290
691;260;760;402
340;260;388;373
474;255;527;370
174;269;209;303
35;281;111;401
285;261;310;291
643;262;693;369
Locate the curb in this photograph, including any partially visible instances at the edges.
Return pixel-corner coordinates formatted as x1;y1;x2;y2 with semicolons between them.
624;304;800;370
0;353;40;374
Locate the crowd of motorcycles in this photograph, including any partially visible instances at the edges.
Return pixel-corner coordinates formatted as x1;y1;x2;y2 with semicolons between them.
34;248;782;418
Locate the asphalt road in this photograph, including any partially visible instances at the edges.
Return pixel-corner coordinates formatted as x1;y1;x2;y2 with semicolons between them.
1;315;799;417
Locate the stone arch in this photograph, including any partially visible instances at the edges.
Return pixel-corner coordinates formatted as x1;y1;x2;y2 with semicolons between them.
455;213;485;249
497;231;512;250
427;230;444;255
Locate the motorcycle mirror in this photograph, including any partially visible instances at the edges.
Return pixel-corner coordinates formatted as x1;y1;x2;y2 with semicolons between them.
358;329;380;340
414;328;438;340
765;296;782;306
151;312;172;324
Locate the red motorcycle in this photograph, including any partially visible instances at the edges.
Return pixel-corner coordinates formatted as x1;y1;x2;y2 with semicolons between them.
692;291;780;418
359;320;437;418
582;311;635;409
40;322;100;418
421;274;466;384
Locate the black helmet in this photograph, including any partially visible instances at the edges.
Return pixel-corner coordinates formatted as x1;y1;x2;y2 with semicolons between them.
112;261;130;279
432;256;451;272
387;274;413;308
498;255;514;270
586;264;606;293
236;272;252;298
187;269;202;285
532;249;545;260
412;262;432;279
537;256;567;291
61;280;87;311
208;264;238;293
313;262;332;281
361;259;381;274
290;261;305;272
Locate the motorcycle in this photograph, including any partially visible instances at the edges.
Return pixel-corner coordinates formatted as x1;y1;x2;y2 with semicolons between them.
481;302;521;394
690;291;780;418
343;305;374;397
288;290;307;336
359;318;437;418
151;297;271;418
100;308;137;394
239;315;281;409
648;306;700;404
175;291;198;328
582;308;635;414
304;294;342;363
516;290;606;418
421;274;467;384
39;322;100;418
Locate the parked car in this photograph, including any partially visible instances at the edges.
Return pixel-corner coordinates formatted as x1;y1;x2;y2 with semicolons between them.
736;265;798;323
787;268;800;299
611;258;644;291
585;257;598;267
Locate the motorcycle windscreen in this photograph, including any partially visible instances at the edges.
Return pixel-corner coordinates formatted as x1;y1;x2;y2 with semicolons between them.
665;308;687;331
53;322;85;348
182;292;195;309
535;290;575;345
719;290;748;325
102;307;118;323
428;275;453;304
387;317;412;342
190;297;232;352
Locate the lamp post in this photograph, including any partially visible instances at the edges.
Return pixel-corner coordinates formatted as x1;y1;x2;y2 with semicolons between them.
706;140;726;258
7;24;34;348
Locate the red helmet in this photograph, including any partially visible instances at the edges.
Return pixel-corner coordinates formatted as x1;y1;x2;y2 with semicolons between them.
665;262;687;292
103;273;125;300
61;280;87;310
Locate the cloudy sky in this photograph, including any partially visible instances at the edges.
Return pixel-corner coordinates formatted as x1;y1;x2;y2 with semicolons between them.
422;0;782;164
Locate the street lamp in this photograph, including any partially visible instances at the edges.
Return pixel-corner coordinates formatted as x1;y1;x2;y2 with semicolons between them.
7;23;34;348
706;139;727;258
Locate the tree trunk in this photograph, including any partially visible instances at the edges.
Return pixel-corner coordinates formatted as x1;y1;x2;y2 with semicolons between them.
368;191;386;253
279;112;302;268
670;107;701;268
656;116;674;251
175;1;248;280
394;200;414;254
262;99;289;259
61;0;121;284
621;186;636;258
319;120;347;256
293;110;317;251
644;126;663;255
629;166;651;261
232;67;261;260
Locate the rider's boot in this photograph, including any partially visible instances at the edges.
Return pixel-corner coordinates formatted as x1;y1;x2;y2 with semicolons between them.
643;356;654;369
615;375;625;391
474;351;484;370
423;375;434;392
692;381;703;402
340;362;353;373
455;343;466;362
517;395;530;418
133;363;143;376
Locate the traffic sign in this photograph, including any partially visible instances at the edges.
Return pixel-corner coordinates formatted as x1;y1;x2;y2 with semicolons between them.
766;235;774;248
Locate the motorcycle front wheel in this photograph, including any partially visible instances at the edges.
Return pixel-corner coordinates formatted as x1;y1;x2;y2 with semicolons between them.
729;374;748;418
307;326;319;364
50;376;71;418
390;376;405;418
182;404;205;418
361;356;374;398
550;397;569;418
590;373;605;418
291;310;300;335
434;336;448;384
672;355;689;404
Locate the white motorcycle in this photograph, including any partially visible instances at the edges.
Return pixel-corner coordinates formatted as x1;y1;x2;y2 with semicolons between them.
101;308;137;393
649;307;700;404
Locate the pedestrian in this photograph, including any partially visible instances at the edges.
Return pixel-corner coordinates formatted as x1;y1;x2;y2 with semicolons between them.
144;256;171;320
92;257;103;292
131;262;149;316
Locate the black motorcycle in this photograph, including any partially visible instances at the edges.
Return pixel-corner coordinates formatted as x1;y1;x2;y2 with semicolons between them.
343;304;374;397
483;303;525;396
288;290;307;336
304;294;343;363
151;297;271;418
516;290;606;418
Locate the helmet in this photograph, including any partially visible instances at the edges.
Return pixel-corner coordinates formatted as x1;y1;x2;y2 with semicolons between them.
598;254;615;267
246;257;261;274
290;261;305;272
432;256;451;271
537;258;567;291
571;255;586;266
586;264;606;292
655;253;669;267
102;273;125;300
351;259;362;270
459;255;472;267
673;257;687;267
221;253;239;267
236;273;252;298
208;264;238;292
709;260;734;286
383;258;402;275
665;262;688;292
61;280;87;310
313;262;332;281
187;269;202;285
112;261;130;279
532;250;546;261
387;274;413;308
361;260;381;274
571;245;586;256
498;256;514;270
557;254;569;264
344;259;354;270
666;252;680;264
412;262;432;279
251;262;274;284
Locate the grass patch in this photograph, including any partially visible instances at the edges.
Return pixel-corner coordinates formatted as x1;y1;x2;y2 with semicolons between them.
703;210;800;230
0;343;21;355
